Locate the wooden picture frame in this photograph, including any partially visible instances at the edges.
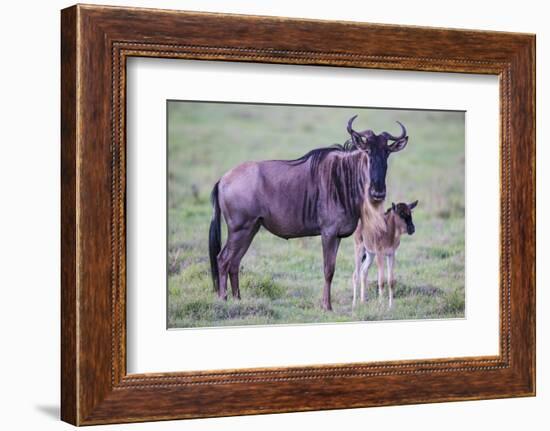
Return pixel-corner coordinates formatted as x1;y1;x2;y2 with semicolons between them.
61;4;535;425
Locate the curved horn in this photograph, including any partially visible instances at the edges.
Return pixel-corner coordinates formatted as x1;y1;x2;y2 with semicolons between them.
382;121;407;141
347;115;373;146
347;115;363;146
347;115;359;137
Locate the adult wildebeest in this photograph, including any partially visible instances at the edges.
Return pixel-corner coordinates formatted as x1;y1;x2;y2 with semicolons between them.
209;116;409;311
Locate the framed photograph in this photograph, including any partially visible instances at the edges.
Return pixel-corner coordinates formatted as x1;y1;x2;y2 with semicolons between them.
61;4;535;425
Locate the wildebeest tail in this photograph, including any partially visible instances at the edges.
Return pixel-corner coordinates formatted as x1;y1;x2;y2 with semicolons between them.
209;181;222;293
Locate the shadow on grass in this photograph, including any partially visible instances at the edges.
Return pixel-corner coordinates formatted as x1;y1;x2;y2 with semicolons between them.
395;284;443;298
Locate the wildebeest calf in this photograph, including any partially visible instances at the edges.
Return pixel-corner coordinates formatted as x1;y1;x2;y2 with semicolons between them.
352;201;418;308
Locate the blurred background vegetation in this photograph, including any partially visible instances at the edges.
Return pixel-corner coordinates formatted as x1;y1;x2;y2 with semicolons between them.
167;101;465;328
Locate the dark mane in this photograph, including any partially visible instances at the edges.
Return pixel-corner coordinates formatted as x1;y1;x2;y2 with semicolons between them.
285;139;358;176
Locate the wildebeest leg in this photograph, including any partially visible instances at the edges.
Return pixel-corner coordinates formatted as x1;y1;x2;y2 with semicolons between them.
360;251;374;303
321;233;341;311
376;253;385;298
228;222;260;299
218;220;260;300
386;253;395;308
217;244;230;300
352;240;364;308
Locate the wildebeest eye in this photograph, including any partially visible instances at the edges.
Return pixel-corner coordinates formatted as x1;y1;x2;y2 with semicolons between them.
398;209;410;220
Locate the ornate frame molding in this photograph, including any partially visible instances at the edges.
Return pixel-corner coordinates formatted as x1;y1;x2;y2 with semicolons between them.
61;5;534;425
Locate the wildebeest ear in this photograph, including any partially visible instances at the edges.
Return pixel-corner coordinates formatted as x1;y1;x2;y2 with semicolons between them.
388;136;408;153
408;200;418;210
347;115;371;151
351;134;369;150
392;202;396;211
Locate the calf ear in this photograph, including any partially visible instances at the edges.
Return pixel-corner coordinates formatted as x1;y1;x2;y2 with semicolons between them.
388;136;408;153
392;202;396;211
408;200;418;210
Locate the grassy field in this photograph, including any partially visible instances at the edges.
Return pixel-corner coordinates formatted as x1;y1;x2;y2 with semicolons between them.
167;101;465;328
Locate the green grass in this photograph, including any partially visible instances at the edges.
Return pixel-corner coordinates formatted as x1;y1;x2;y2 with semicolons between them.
167;102;465;328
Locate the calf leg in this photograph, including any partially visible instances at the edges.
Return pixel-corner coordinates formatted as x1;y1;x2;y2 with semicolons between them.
352;240;364;308
386;253;396;308
376;253;385;298
360;251;374;303
321;233;341;311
